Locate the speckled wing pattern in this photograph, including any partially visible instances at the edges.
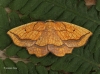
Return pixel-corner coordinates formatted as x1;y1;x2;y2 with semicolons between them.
7;20;92;57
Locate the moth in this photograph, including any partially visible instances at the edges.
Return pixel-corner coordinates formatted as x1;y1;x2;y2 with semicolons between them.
7;20;92;57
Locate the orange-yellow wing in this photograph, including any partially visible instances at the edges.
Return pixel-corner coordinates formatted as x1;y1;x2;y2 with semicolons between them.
27;45;49;57
64;32;92;47
48;44;73;57
53;22;92;47
7;32;36;47
7;22;45;47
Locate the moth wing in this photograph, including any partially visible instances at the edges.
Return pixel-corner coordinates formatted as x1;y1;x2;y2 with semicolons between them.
7;32;35;47
54;22;92;47
27;45;49;57
64;32;92;47
7;22;46;47
54;22;92;40
48;45;73;57
7;22;45;40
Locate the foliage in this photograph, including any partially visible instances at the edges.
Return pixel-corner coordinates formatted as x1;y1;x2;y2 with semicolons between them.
0;0;100;74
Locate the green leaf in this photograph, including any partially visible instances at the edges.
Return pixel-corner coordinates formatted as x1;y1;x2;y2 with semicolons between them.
20;15;31;23
9;0;29;10
0;7;11;49
0;7;10;30
63;57;84;72
6;43;21;56
36;65;48;74
73;62;92;74
0;28;7;35
0;59;6;74
88;26;100;52
17;48;30;59
51;56;70;71
91;70;100;74
0;0;13;7
95;34;100;50
3;58;18;74
26;62;37;74
20;0;43;15
96;0;100;11
49;70;58;74
0;34;11;50
30;1;64;20
16;61;28;74
29;55;45;64
94;35;100;63
40;54;58;66
9;12;22;28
